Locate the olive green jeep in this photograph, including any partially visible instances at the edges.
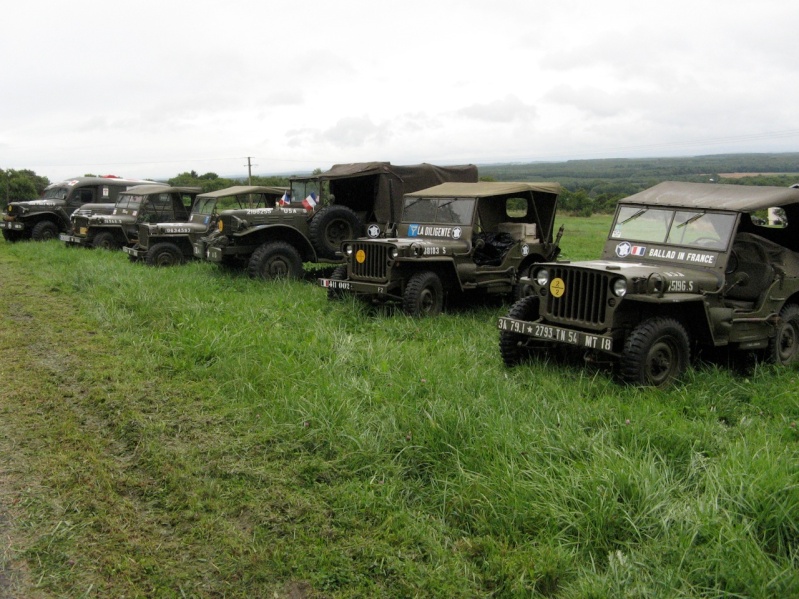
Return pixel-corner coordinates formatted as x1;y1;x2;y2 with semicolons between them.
499;181;799;386
318;181;563;316
60;185;201;250
193;162;478;280
124;185;287;266
2;176;152;242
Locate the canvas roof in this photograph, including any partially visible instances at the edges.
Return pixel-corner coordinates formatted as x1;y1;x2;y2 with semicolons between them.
405;181;562;198
196;185;288;199
120;185;202;195
619;181;799;211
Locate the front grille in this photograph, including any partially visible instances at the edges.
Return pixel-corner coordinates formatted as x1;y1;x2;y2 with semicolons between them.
351;242;390;281
72;215;90;235
139;227;150;248
544;266;611;326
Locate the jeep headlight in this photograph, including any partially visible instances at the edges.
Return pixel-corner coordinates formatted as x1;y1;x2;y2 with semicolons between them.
535;268;550;286
344;244;353;256
612;278;628;297
389;246;399;259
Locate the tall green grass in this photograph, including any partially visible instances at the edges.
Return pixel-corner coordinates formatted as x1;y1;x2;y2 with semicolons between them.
1;221;798;597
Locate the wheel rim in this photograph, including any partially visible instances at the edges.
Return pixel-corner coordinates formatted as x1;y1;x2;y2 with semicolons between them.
644;339;678;385
777;321;798;363
326;220;352;245
156;251;176;266
418;287;437;314
264;256;290;278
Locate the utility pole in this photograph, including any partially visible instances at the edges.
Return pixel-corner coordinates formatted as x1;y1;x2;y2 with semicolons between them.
245;157;255;186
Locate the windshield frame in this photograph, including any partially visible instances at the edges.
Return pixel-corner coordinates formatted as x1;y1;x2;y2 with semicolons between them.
610;205;737;251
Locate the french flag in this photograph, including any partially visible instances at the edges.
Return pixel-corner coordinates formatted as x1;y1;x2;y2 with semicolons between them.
278;192;289;206
631;245;646;256
302;192;318;211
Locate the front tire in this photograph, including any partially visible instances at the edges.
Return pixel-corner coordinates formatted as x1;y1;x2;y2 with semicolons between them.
327;265;348;300
146;242;184;267
499;295;541;367
402;271;444;317
31;220;59;241
620;317;690;387
93;231;121;250
2;229;24;243
769;304;799;365
247;241;303;280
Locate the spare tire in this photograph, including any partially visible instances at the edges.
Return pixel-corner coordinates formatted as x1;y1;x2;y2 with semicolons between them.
308;205;362;260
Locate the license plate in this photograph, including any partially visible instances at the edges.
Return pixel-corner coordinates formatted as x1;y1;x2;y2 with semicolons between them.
319;278;351;290
497;317;614;352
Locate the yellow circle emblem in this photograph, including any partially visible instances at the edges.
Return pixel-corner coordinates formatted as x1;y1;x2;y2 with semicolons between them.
356;249;366;264
550;277;565;298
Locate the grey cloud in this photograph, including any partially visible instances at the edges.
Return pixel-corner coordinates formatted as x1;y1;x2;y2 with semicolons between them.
457;95;538;123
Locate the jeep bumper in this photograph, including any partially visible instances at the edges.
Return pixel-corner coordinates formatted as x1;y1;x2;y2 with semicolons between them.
0;221;25;231
497;316;617;355
123;246;146;258
59;233;90;246
319;277;399;297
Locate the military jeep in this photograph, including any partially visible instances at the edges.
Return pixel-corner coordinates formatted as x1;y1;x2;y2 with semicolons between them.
318;181;563;316
2;175;153;242
194;162;478;280
499;181;799;387
124;185;287;266
60;185;201;250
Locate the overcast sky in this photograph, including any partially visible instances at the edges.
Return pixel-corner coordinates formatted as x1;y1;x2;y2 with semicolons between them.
2;0;799;183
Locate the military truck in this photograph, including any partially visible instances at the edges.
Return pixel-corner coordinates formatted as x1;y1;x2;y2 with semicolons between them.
499;181;799;387
60;185;201;250
1;175;153;242
318;181;563;316
194;162;478;279
124;185;287;266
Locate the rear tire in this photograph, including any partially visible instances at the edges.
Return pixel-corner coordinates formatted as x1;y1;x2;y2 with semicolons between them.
31;220;59;241
247;241;303;280
93;231;120;250
769;304;799;365
620;317;690;387
402;271;444;317
146;242;184;267
499;296;541;367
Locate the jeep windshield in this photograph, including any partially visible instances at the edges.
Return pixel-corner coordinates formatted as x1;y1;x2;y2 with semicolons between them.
402;198;475;225
611;206;736;251
43;187;69;200
289;180;322;204
113;194;147;215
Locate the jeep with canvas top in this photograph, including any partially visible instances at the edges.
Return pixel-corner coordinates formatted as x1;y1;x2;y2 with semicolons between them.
499;181;799;386
2;175;153;242
60;185;201;250
319;181;563;316
124;185;287;266
193;162;478;280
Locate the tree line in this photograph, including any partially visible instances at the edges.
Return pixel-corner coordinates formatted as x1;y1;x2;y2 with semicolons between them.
4;152;799;215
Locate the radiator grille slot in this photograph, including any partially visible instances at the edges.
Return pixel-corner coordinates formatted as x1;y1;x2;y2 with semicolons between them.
351;242;390;281
545;267;610;326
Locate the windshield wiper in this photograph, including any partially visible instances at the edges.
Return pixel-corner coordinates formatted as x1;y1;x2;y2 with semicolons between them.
675;212;705;228
618;208;648;225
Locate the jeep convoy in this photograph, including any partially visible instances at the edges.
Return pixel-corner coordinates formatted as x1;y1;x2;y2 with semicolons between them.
498;181;799;386
60;185;201;250
319;181;563;316
124;185;287;266
193;162;478;279
1;176;153;242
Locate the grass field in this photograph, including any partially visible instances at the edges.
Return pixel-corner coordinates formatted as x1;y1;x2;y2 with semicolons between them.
1;214;798;598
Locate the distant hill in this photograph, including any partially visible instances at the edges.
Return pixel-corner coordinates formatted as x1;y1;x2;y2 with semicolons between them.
477;152;799;214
